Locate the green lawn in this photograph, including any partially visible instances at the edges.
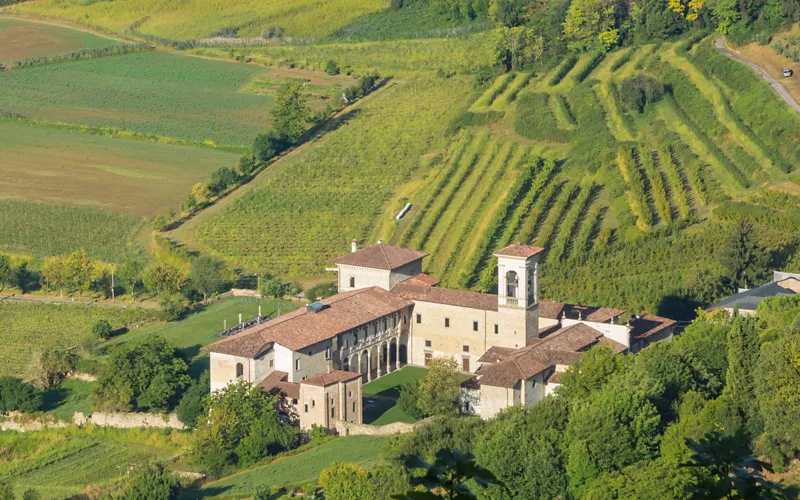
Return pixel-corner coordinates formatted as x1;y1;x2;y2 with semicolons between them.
190;436;388;497
363;365;428;397
102;297;301;378
362;366;428;425
42;379;93;420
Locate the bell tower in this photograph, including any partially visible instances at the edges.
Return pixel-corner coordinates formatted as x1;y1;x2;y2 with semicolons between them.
494;244;543;345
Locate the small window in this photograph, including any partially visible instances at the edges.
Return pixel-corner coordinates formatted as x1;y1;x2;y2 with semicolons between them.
295;359;300;371
236;363;244;378
312;400;316;408
349;390;352;398
308;350;312;357
325;347;331;360
416;314;422;324
352;402;357;412
425;340;432;347
292;399;298;405
304;404;308;413
403;315;407;324
445;317;450;328
331;407;335;418
473;321;478;331
344;339;348;348
463;345;470;353
269;360;274;368
350;277;355;288
494;324;499;334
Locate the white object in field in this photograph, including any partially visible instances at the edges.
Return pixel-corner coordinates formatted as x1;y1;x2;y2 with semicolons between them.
783;68;793;77
396;203;412;220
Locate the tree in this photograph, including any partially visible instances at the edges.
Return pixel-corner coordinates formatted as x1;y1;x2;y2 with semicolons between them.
306;282;337;301
619;74;665;113
563;0;617;51
182;193;198;214
584;458;697;499
236;409;299;466
0;376;43;413
142;263;184;298
238;154;258;177
63;249;94;298
557;344;627;401
325;60;340;75
42;256;68;297
273;81;311;143
91;335;190;412
712;0;740;33
260;277;287;299
395;448;505;499
418;357;462;417
489;0;526;26
320;462;377;500
176;372;210;428
14;262;34;294
191;182;211;203
492;26;544;71
91;319;113;340
398;381;426;419
159;294;189;321
30;348;76;390
208;166;239;195
0;254;12;293
252;130;286;164
724;220;768;290
118;260;145;303
122;462;181;500
722;315;762;435
189;256;227;303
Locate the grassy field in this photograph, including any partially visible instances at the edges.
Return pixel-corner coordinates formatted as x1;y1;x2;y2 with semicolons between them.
42;379;93;420
0;119;237;217
10;0;384;40
0;426;189;498
0;51;273;146
362;366;429;425
192;436;387;497
0;301;159;379
186;76;472;276
0;17;119;63
0;199;144;262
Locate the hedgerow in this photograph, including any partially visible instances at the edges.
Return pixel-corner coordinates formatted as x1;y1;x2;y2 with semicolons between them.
659;145;691;219
610;48;634;72
517;179;562;245
549;54;578;86
617;146;653;230
472;73;515;109
533;182;578;250
573;51;605;84
552;94;576;126
514;93;571;142
572;204;604;256
0;43;152;71
641;150;673;225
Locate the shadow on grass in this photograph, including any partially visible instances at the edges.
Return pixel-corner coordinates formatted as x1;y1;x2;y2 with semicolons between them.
42;386;69;412
362;395;397;425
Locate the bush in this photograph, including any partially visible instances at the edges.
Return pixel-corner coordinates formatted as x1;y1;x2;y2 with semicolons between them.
306;282;337;301
159;294;189;321
325;60;340;75
208;167;239;195
252;130;288;165
176;372;210;428
122;462;180;499
91;319;113;340
397;381;426;419
0;377;43;413
260;278;287;298
31;348;76;390
619;74;665;113
549;54;578;86
238;154;258;177
309;424;328;441
573;51;605;84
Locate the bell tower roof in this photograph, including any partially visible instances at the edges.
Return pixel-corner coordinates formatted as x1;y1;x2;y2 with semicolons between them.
494;244;544;259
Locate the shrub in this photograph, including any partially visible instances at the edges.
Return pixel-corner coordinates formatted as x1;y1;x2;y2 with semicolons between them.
238;154;258;177
619;74;665;113
159;294;189;321
573;51;605;84
252;130;288;165
30;348;76;390
0;377;43;413
122;462;180;499
91;319;113;340
306;282;337;301
325;60;340;75
309;424;328;441
260;278;287;299
549;54;578;86
208;167;239;195
176;372;210;428
397;381;426;419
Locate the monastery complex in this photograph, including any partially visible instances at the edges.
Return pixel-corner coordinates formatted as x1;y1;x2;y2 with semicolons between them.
205;241;675;429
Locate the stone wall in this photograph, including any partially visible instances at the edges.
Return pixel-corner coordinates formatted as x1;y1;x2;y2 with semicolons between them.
0;412;69;432
334;417;432;436
73;412;185;429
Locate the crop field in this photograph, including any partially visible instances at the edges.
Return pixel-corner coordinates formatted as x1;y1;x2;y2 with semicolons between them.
0;17;120;63
0;51;274;146
187;77;473;276
10;0;384;41
193;436;388;496
0;301;159;379
0;120;237;217
0;200;144;262
0;427;188;498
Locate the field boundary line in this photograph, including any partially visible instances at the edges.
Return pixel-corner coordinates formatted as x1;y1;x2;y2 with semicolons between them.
0;13;131;44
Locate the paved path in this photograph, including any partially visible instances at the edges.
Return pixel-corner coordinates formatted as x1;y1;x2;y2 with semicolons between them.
714;35;800;114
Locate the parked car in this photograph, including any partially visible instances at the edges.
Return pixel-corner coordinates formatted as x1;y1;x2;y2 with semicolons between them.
783;68;793;77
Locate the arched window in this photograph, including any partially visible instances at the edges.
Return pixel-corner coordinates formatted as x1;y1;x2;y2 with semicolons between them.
236;363;244;379
506;270;519;298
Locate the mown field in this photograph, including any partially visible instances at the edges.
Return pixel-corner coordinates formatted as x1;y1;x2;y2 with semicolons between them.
0;51;272;146
10;0;385;40
0;119;237;217
185;77;473;276
0;426;189;498
0;17;119;63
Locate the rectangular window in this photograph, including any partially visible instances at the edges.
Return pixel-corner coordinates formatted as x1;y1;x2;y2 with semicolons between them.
295;359;300;371
304;404;308;413
293;399;298;405
349;391;352;398
416;314;421;324
269;360;274;368
494;324;499;334
308;350;312;357
312;400;315;408
445;317;450;328
473;321;478;331
349;277;355;288
331;407;335;418
352;402;357;412
344;339;348;348
463;345;470;353
425;340;432;347
325;347;331;360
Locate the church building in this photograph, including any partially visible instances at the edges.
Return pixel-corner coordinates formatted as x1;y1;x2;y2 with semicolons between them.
204;241;675;427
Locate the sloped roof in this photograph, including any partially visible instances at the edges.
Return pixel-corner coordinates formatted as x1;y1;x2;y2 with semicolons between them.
538;300;625;323
302;370;361;387
259;371;300;400
709;279;798;312
204;287;412;356
494;244;545;259
629;314;676;341
400;273;441;287
392;282;498;311
333;242;427;271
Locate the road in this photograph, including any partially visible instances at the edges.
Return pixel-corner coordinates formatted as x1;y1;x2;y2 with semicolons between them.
714;35;800;114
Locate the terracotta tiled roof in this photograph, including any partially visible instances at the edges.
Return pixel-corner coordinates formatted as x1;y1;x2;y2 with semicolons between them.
538;300;625;323
259;371;300;400
392;282;498;311
630;314;676;340
494;244;545;259
477;346;517;364
302;370;361;387
333;243;427;271
597;336;629;353
545;371;563;384
204;287;412;356
401;273;441;287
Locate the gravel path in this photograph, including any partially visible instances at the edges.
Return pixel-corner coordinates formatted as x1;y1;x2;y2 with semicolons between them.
714;35;800;114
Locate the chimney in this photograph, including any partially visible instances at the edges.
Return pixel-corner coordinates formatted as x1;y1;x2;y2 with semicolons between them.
351;239;358;253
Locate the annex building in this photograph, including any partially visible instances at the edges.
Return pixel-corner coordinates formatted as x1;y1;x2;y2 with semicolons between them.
204;241;675;427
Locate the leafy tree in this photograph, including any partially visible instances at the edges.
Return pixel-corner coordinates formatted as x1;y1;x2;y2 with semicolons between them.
489;0;526;26
159;294;189;321
30;348;76;390
122;462;181;499
91;319;113;340
383;417;485;463
306;282;337;301
492;26;545;70
712;0;741;33
325;60;340;75
252;130;286;164
724;220;768;291
671;311;730;390
273;81;311;143
182;193;198;214
0;254;12;293
319;462;377;500
153;213;170;231
191;182;211;203
42;256;68;297
584;458;697;499
260;277;287;299
721;315;762;435
118;260;145;303
64;249;94;298
189;256;227;302
0;376;43;413
91;335;190;412
398;381;426;419
142;263;185;298
14;262;34;294
418;357;462;417
238;154;258;177
619;74;666;113
660;392;725;464
557;344;628;401
563;0;617;50
394;448;505;499
236;410;299;466
208;166;239;195
176;371;209;428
